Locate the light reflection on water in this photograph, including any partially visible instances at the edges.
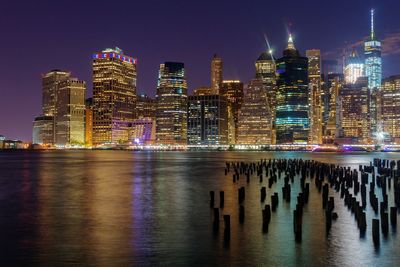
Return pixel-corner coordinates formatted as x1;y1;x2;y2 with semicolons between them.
0;150;399;266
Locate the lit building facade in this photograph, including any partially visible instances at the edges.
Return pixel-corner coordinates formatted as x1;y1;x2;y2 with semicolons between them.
307;49;323;144
129;118;156;145
220;80;244;144
344;50;364;84
364;9;382;90
237;78;272;145
187;95;228;145
42;70;70;116
255;50;276;143
275;35;310;144
155;62;187;144
194;87;213;96
32;115;54;145
323;74;344;143
338;77;370;143
38;70;71;145
211;54;223;94
55;79;86;146
137;94;156;119
92;47;137;146
380;76;400;142
85;98;93;147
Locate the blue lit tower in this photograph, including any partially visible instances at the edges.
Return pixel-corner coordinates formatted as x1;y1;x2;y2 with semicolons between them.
364;9;382;90
275;34;310;144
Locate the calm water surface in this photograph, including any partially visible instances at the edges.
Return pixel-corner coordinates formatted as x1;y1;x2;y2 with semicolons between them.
0;150;399;266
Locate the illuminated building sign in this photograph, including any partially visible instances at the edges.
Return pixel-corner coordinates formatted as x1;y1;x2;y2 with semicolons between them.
92;52;137;64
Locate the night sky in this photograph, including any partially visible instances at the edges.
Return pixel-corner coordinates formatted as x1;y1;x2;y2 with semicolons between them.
1;0;400;141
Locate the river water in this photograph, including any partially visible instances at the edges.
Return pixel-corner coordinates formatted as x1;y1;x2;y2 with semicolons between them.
0;150;399;266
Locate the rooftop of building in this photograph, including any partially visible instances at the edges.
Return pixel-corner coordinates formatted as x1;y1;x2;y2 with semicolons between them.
163;62;185;72
102;47;124;54
222;80;241;83
257;51;274;61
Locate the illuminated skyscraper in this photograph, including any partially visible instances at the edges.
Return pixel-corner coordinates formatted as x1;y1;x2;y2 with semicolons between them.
275;34;310;144
55;79;86;146
34;70;84;146
42;70;70;116
323;74;344;143
338;77;370;143
307;49;323;144
187;95;228;145
255;51;276;85
380;76;400;142
92;47;137;146
155;62;188;144
344;49;364;84
211;54;223;94
220;80;244;144
255;50;277;143
364;9;382;90
237;78;272;145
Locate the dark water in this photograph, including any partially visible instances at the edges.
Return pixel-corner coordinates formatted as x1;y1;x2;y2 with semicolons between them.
0;150;399;266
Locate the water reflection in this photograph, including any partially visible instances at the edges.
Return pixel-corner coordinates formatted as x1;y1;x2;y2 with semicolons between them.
0;151;399;266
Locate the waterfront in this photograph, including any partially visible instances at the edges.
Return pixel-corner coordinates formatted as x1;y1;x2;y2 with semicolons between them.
0;151;399;266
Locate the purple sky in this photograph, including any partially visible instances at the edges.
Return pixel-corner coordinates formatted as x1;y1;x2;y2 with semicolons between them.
1;0;400;141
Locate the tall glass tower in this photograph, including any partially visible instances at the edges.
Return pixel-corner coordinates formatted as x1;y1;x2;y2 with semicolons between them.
275;34;310;144
364;9;382;90
155;62;188;144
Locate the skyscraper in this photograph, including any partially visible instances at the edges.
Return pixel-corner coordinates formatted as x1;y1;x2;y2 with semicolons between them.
220;80;244;144
344;49;364;84
34;70;85;146
187;95;228;145
40;70;70;145
364;9;382;90
42;70;70;116
211;54;223;94
255;50;277;143
275;34;310;144
338;77;370;143
92;47;137;146
324;74;344;143
237;78;272;145
55;79;86;146
380;76;400;142
307;49;323;144
155;62;188;144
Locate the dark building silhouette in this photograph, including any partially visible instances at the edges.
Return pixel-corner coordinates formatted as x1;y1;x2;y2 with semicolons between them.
275;34;310;144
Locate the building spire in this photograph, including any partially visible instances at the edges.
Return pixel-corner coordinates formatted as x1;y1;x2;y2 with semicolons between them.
287;34;295;50
370;9;375;39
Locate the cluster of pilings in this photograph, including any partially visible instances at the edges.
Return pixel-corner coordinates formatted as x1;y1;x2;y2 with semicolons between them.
209;157;399;247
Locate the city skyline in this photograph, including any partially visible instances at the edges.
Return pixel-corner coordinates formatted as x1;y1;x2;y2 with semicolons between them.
2;0;400;140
